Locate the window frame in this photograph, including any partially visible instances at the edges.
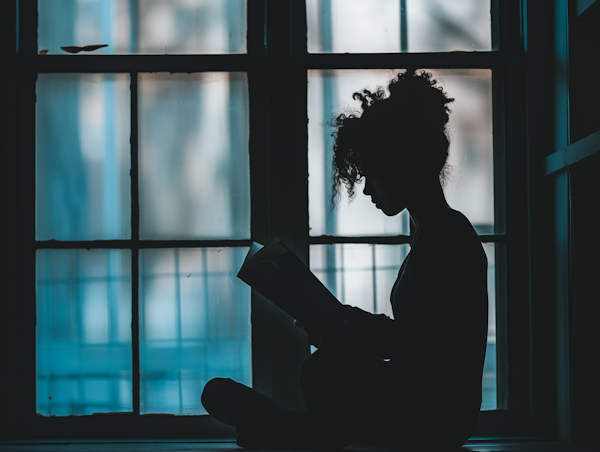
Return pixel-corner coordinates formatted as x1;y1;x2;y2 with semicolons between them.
2;0;533;440
10;0;274;439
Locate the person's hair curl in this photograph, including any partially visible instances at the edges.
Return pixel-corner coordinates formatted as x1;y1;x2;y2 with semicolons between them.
330;69;454;208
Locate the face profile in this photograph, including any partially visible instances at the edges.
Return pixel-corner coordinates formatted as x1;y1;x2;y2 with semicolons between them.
362;170;405;217
330;69;454;227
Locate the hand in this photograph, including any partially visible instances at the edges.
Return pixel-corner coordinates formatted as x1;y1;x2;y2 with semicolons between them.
338;304;373;332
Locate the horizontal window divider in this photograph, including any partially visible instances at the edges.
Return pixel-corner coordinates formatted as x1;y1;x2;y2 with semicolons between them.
23;415;235;440
17;51;511;73
3;439;237;445
309;235;412;245
310;234;506;245
34;239;253;249
16;54;266;73
302;51;508;70
543;129;600;176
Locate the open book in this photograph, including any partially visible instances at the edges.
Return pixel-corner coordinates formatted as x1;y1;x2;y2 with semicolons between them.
237;239;343;331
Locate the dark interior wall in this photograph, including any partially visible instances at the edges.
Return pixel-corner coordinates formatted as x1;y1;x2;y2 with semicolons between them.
569;154;600;451
568;1;600;449
569;1;600;144
1;0;21;438
525;0;560;439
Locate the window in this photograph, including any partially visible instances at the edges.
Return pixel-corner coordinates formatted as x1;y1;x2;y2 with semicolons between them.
6;0;527;440
35;8;252;418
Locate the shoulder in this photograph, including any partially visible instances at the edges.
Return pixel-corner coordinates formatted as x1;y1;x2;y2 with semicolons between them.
414;208;477;242
412;208;486;266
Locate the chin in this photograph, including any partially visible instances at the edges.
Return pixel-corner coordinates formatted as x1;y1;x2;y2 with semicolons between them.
380;205;404;217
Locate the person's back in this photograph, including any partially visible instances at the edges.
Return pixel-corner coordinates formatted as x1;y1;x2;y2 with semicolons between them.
389;207;488;445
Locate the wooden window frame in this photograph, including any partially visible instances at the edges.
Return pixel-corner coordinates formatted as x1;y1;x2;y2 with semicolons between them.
1;0;535;441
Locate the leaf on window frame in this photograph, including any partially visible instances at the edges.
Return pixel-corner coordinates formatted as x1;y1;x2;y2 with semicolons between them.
61;44;108;54
61;46;82;53
39;49;49;55
82;44;109;52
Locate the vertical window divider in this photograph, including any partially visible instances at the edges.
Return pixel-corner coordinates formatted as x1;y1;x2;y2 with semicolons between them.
3;0;20;437
247;0;270;402
18;0;39;435
400;0;408;53
290;0;311;411
492;66;508;411
18;0;37;56
130;71;140;416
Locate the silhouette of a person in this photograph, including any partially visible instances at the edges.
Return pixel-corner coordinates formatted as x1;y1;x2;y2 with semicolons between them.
202;70;488;451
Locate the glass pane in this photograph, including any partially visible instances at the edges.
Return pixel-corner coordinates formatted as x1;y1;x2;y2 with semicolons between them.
482;243;497;411
140;247;251;415
310;242;498;410
310;244;409;316
308;69;493;236
434;69;494;233
307;0;491;53
137;0;247;54
139;73;250;240
36;74;131;241
38;0;247;55
36;249;132;416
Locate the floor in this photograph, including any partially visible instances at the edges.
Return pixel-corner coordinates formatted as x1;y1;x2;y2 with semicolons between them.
0;439;598;452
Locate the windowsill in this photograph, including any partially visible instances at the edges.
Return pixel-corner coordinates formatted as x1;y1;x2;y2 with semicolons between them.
1;438;597;452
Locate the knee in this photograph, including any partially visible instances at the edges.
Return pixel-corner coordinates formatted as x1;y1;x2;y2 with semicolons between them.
201;377;234;413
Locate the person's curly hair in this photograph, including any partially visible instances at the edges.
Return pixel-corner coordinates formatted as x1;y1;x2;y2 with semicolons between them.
330;69;454;207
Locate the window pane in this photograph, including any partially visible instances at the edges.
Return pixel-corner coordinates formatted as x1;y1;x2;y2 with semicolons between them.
310;244;410;316
36;249;132;416
38;0;247;55
139;247;251;415
36;74;131;241
311;243;498;410
139;73;250;240
482;243;497;411
308;69;493;236
137;0;247;54
434;69;494;233
307;0;491;53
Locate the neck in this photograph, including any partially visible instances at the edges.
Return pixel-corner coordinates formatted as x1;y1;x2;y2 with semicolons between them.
407;179;449;230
